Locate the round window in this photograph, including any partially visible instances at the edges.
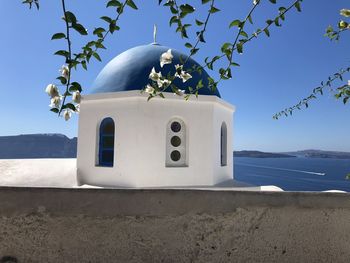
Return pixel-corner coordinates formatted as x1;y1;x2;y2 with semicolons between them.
171;121;181;133
170;150;181;162
171;136;181;147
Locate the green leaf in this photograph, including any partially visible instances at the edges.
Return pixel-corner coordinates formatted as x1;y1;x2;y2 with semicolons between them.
93;27;106;36
263;28;270;37
195;19;204;26
54;50;69;58
93;52;102;61
248;15;253;24
62;103;76;111
196;79;204;89
69;82;82;92
209;6;220;13
72;23;88;35
236;43;243;54
95;41;106;49
201;0;210;4
229;19;241;28
57;76;67;85
109;21;120;33
294;2;301;12
126;0;138;10
274;17;281;27
266;19;273;25
81;60;87;70
185;42;193;48
279;6;287;14
64;11;77;24
106;0;121;8
240;31;248;38
190;48;199;55
169;16;178;26
100;16;113;23
221;42;231;52
51;33;66;40
50;108;59;113
180;4;195;14
269;0;276;3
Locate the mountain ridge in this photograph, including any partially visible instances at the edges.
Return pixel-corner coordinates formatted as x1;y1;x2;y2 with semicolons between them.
0;134;77;159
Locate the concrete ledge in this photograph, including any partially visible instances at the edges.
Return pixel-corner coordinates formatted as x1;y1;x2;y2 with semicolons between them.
1;187;350;262
0;187;350;216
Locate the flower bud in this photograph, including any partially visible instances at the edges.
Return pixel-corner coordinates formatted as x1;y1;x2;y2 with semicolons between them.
49;96;61;108
63;109;72;121
45;84;59;98
60;65;70;79
72;91;81;103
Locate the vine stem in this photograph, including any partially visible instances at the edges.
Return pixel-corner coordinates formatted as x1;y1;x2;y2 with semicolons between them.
183;0;215;66
59;0;72;116
273;67;350;119
216;0;301;87
191;0;302;75
90;0;128;55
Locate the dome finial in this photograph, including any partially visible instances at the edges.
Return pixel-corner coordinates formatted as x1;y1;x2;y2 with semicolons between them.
153;24;157;44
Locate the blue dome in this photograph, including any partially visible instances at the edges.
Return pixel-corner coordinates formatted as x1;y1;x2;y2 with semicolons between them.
90;44;221;97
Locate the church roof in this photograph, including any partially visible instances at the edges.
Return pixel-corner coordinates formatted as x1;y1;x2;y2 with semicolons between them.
90;44;221;97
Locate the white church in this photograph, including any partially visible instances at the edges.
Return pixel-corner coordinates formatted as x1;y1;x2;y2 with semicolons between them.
76;42;235;188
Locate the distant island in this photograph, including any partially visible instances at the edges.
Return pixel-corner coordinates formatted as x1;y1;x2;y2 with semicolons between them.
234;151;295;158
284;150;350;160
0;134;77;159
234;150;350;159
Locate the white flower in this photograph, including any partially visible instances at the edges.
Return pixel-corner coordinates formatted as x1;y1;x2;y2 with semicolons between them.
180;71;192;83
72;91;81;103
45;84;59;98
160;49;173;68
75;104;80;113
174;64;192;82
63;109;72;121
174;89;185;96
49;96;61;108
340;9;350;18
175;64;183;72
149;67;162;81
60;65;70;79
145;84;155;94
253;0;259;5
157;78;171;88
348;80;350;86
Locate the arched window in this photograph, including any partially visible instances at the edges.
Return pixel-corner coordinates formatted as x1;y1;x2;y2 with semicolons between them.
166;118;187;167
221;122;227;166
98;117;115;167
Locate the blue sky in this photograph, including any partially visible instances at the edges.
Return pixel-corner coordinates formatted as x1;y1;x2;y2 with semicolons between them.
0;0;349;152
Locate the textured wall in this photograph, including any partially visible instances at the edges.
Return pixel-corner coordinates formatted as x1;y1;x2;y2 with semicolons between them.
0;187;350;263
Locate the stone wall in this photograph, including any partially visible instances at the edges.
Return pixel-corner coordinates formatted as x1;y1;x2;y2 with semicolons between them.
0;187;350;262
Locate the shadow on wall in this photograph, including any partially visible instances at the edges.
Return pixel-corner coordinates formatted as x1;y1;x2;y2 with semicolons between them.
0;256;18;263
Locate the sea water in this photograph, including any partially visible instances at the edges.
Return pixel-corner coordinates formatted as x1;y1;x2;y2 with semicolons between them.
234;157;350;192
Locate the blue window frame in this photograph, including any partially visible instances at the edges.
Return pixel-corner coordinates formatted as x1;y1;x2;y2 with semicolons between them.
98;117;115;167
221;122;227;166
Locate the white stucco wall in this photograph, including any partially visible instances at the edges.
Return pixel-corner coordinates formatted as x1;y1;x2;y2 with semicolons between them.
77;91;235;187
